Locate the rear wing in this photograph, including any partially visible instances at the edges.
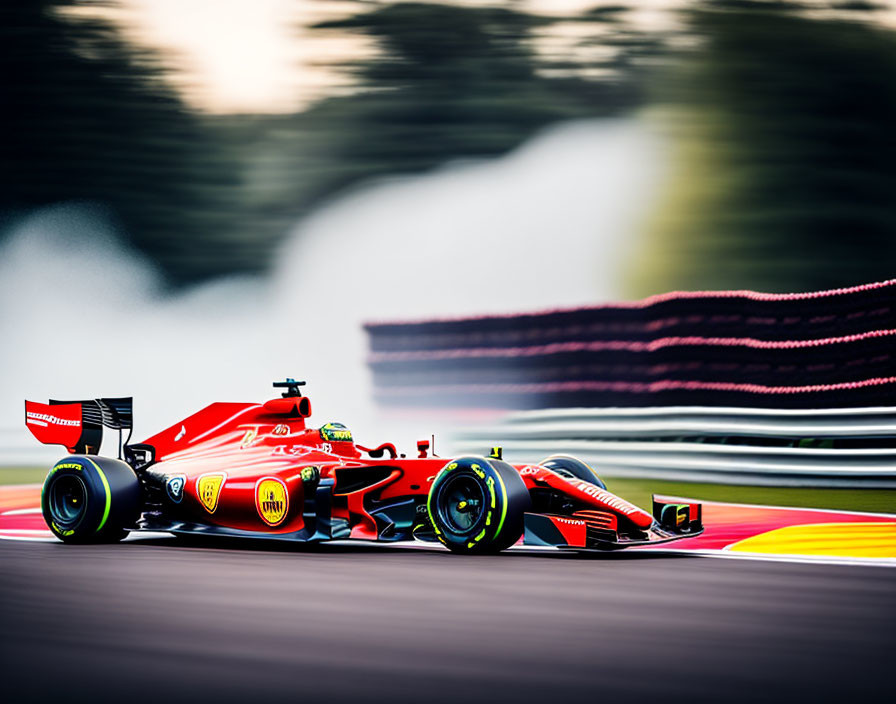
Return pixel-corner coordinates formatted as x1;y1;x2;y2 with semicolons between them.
25;397;133;456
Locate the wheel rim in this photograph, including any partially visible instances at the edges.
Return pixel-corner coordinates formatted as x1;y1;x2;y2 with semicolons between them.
49;474;87;527
437;473;486;534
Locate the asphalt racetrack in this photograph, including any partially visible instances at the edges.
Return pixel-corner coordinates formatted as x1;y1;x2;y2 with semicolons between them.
1;538;894;704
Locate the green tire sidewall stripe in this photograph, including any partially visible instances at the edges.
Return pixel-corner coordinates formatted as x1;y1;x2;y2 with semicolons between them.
491;467;509;542
85;458;112;533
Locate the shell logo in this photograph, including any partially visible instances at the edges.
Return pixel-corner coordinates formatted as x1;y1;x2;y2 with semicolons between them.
255;477;289;526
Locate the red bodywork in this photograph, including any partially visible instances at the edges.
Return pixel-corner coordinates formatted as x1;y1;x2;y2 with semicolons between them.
26;388;701;550
25;401;84;452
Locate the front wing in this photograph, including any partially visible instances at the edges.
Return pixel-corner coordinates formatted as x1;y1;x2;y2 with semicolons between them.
522;496;703;550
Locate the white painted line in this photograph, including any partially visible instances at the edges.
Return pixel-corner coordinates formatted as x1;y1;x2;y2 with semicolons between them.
0;529;55;543
641;546;896;568
0;508;42;516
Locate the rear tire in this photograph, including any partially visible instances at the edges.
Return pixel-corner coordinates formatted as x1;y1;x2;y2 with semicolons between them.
427;457;530;554
41;455;141;544
539;455;607;489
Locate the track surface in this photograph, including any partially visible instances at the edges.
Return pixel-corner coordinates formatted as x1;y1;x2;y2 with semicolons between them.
1;539;894;703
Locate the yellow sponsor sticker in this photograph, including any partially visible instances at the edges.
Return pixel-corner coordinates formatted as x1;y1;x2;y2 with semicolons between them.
196;473;226;514
255;477;289;526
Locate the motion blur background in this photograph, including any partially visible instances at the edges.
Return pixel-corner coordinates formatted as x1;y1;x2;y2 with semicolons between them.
4;0;896;458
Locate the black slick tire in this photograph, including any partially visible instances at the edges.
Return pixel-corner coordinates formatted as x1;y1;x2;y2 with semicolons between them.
427;456;530;554
41;455;141;544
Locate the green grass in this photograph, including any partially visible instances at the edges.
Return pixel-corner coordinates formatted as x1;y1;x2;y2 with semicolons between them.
606;476;896;515
0;467;47;486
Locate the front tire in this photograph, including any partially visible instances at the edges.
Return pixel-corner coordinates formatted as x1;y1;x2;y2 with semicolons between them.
539;455;607;489
41;456;141;544
427;457;530;554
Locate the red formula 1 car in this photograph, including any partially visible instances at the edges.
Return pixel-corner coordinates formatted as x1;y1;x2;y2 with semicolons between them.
25;380;702;553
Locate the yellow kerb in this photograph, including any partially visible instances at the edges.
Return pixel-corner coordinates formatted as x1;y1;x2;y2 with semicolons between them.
728;522;896;558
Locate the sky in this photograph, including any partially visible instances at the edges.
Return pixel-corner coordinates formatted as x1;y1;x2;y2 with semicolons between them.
112;0;356;113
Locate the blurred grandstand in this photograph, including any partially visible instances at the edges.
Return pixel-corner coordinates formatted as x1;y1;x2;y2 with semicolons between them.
367;279;896;486
366;279;896;409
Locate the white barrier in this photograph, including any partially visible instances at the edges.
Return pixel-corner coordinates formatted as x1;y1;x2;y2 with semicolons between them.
454;406;896;487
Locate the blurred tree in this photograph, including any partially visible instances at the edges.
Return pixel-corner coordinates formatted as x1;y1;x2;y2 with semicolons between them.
268;2;657;212
0;0;662;287
311;4;586;178
631;0;896;295
0;0;248;286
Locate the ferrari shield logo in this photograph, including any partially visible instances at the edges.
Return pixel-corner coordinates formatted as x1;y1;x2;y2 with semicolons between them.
196;473;226;513
255;477;289;526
